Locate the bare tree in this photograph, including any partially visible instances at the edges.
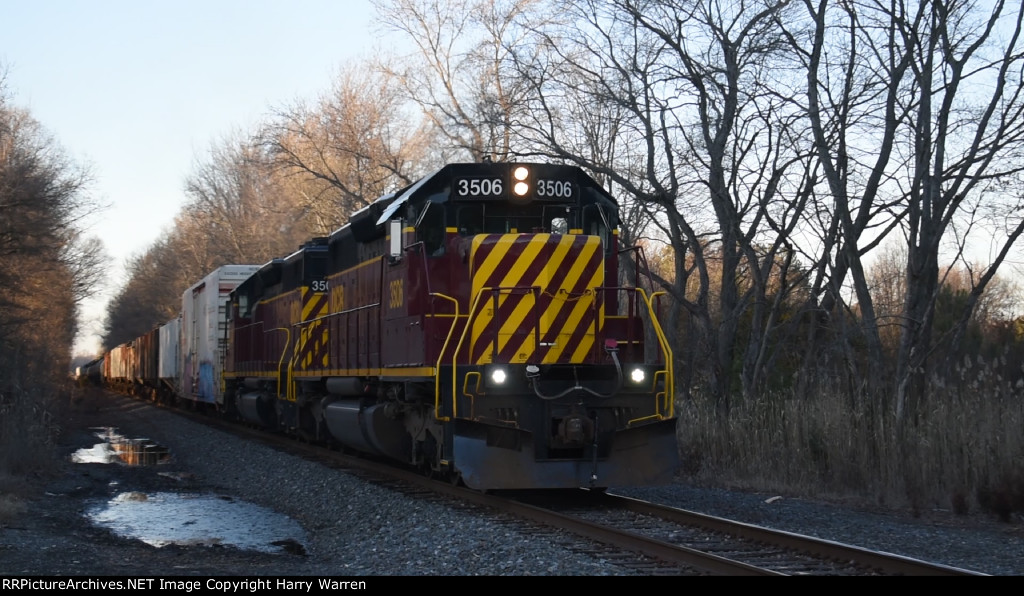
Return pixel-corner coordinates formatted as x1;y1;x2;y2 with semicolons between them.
105;131;326;349
0;67;105;476
372;0;544;161
772;0;919;395
106;60;436;351
260;62;431;229
898;0;1024;417
102;237;182;349
0;82;102;354
510;0;815;411
182;131;312;266
791;0;1024;417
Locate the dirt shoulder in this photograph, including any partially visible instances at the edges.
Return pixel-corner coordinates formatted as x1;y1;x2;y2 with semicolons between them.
0;391;307;577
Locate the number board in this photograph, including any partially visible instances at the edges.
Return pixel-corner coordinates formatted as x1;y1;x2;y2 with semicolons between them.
455;177;505;199
453;176;577;200
534;178;576;200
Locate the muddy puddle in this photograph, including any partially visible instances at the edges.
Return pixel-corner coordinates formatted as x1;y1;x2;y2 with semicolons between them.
74;427;307;554
72;427;169;465
86;492;307;554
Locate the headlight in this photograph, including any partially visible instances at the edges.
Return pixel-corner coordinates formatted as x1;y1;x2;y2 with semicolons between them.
630;367;646;384
512;166;530;197
490;368;507;385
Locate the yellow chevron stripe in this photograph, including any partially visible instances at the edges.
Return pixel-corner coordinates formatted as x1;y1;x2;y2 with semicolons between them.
570;267;605;362
298;288;329;370
524;238;602;363
501;236;585;363
302;291;326;320
492;235;576;359
470;235;606;365
540;261;603;363
470;234;548;353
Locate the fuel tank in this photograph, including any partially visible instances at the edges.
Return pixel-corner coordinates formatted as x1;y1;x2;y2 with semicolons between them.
322;400;410;461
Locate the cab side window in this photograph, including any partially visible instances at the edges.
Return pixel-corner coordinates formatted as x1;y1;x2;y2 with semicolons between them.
418;203;446;256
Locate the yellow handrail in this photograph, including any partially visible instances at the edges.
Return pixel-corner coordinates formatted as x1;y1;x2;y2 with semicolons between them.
430;292;460;421
269;326;291;400
432;284;674;423
637;289;674;419
448;290;491;420
288;324;308;403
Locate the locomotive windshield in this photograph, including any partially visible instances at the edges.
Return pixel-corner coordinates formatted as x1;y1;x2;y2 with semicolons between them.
453;203;575;235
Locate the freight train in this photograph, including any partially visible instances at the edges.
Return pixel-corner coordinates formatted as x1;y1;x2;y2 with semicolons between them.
91;161;679;490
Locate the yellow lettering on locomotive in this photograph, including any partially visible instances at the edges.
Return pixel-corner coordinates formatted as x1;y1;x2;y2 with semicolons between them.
330;284;345;312
389;279;404;309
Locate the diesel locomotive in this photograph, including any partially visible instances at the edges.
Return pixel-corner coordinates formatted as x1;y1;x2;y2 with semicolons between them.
98;161;680;491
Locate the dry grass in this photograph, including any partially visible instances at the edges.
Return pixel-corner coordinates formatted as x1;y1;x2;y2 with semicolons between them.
677;357;1024;518
0;375;72;527
0;377;67;508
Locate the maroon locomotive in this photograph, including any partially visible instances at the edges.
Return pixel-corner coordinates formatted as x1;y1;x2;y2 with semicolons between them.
224;161;679;490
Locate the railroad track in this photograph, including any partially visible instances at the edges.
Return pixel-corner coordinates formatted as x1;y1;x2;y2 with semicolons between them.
140;396;989;576
501;490;986;575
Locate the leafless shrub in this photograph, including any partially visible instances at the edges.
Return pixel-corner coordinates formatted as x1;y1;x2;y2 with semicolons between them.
678;358;1024;518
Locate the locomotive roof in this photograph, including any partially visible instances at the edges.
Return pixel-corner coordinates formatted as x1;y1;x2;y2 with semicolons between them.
375;166;442;225
326;162;617;246
375;162;615;225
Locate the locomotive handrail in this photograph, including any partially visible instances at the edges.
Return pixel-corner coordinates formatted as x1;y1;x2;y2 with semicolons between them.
591;285;674;420
225;322;290;400
448;285;542;419
409;240;433;302
617;244;656;291
638;289;674;419
306;301;381;323
430;292;460;421
600;286;674;421
449;289;487;420
270;326;291;401
288;316;327;402
233;319;268;374
232;320;265;332
288;321;316;403
228;320;289;385
230;319;263;374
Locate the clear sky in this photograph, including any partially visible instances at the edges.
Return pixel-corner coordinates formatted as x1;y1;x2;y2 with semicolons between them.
1;1;382;355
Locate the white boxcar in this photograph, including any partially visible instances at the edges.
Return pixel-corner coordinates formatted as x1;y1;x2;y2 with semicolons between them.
158;316;181;395
180;265;260;404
